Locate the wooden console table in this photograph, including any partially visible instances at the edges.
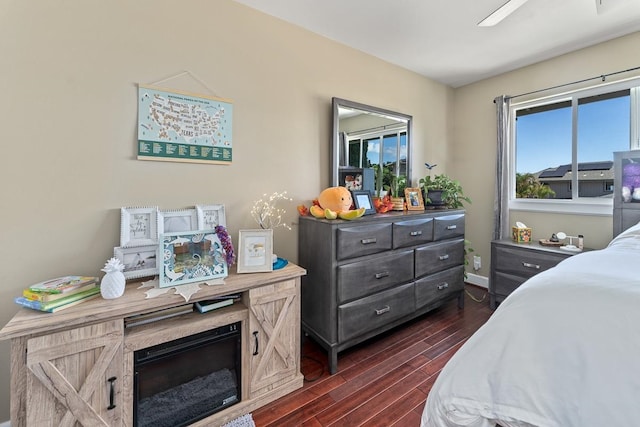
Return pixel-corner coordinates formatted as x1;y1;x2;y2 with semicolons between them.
0;263;306;427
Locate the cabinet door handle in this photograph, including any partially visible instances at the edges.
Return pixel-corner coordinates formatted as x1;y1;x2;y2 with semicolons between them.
375;271;390;279
439;254;450;261
522;262;541;270
437;282;449;290
252;331;259;355
361;238;377;245
410;230;422;236
446;225;457;230
107;377;117;410
375;306;390;315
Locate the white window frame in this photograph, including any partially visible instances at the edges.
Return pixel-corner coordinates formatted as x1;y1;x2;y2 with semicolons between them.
509;76;640;216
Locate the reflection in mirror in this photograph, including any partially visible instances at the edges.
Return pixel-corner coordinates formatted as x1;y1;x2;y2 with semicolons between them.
332;98;412;196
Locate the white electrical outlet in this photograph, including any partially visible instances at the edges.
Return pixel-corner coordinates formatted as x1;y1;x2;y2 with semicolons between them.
473;255;481;270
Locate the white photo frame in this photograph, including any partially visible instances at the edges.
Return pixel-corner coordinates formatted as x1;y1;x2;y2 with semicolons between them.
158;208;198;234
114;245;158;279
237;229;273;274
196;204;227;229
120;206;159;247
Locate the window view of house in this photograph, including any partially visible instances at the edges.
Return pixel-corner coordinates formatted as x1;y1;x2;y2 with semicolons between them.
514;86;634;200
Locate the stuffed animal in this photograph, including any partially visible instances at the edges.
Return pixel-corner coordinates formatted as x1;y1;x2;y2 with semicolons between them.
297;186;365;220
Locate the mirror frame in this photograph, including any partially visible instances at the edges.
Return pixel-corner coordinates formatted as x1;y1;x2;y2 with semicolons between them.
331;97;412;189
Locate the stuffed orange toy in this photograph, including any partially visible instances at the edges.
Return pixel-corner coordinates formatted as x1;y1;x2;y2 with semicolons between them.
298;187;365;220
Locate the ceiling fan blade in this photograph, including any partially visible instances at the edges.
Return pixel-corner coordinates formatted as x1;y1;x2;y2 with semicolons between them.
478;0;530;26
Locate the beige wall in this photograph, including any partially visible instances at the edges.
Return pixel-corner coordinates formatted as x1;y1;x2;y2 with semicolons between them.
0;0;451;420
451;32;640;277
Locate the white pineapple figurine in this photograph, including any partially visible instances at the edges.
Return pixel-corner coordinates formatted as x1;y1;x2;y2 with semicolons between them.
101;257;126;299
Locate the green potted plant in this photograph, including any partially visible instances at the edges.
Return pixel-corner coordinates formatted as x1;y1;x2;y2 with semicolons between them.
386;174;407;211
418;168;471;209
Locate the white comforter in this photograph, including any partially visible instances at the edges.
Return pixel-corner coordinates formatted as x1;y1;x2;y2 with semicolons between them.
422;223;640;427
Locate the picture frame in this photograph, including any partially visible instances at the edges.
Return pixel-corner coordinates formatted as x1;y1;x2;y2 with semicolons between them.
159;230;228;288
351;190;376;215
158;208;198;234
114;245;158;279
237;229;273;273
196;204;227;229
120;206;159;247
405;187;425;211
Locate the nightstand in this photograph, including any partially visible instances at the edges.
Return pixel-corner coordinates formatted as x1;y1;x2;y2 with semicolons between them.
489;239;584;309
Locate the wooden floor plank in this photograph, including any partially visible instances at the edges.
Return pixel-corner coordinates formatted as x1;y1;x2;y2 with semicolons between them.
252;285;492;427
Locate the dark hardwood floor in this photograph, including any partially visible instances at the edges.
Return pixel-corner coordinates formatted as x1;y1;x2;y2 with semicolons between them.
253;285;493;427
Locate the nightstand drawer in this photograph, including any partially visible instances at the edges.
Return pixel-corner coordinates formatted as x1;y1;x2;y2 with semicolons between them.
494;245;568;279
338;282;415;342
393;217;434;248
337;250;414;303
415;238;464;277
337;223;393;260
433;214;465;241
492;271;526;297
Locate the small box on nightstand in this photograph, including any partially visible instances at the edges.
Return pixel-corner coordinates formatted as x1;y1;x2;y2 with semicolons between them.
512;226;532;243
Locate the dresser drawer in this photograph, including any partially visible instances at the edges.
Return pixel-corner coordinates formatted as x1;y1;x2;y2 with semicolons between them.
415;266;464;309
415;238;464;277
337;223;393;260
338;282;415;342
494;245;568;279
393;218;434;248
433;214;465;241
492;271;526;297
337;250;414;303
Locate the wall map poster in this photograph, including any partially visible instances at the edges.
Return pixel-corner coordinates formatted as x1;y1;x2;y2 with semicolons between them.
137;84;233;164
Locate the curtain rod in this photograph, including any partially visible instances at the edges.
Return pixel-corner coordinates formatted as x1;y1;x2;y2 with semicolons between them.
505;65;640;101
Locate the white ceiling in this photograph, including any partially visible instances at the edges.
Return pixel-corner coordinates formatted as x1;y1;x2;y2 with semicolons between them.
232;0;640;88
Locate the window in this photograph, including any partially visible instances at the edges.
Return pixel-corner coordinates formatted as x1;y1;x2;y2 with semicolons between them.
511;78;640;214
346;128;407;188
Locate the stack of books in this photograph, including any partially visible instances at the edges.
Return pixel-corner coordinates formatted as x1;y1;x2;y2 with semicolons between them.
15;276;101;313
195;294;242;313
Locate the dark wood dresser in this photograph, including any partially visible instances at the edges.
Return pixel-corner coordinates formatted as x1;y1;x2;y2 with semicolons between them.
298;209;465;374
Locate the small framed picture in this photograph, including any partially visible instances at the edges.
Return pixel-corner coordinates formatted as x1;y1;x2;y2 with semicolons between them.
159;230;228;288
237;229;273;273
351;190;375;215
405;188;425;211
159;208;198;234
120;207;159;247
114;245;158;279
196;204;226;229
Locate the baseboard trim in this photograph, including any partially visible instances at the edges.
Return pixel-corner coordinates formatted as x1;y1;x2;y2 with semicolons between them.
466;272;488;288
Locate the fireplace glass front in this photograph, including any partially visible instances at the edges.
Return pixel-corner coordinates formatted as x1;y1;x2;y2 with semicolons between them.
133;321;241;427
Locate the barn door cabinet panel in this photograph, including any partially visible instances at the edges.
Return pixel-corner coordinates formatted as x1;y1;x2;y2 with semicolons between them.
0;265;305;427
299;209;465;374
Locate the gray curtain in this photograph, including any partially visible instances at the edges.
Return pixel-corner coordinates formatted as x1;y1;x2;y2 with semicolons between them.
493;95;511;240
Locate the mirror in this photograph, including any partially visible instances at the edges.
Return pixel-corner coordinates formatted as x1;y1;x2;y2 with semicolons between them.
331;97;412;195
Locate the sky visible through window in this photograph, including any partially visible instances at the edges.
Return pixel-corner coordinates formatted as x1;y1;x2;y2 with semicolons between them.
516;96;630;174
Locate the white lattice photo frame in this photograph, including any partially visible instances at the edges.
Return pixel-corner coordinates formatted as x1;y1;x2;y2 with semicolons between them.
120;206;159;247
196;204;226;229
159;208;198;234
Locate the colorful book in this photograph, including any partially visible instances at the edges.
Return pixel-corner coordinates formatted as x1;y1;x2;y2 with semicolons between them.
23;282;98;303
28;276;98;294
15;286;101;312
195;298;235;313
44;294;101;313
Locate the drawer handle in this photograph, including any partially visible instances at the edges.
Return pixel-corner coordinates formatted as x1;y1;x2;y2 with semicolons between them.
375;271;390;279
410;230;423;236
522;262;541;270
375;306;390;315
439;254;449;261
446;225;457;230
107;376;117;410
361;238;377;245
437;282;449;290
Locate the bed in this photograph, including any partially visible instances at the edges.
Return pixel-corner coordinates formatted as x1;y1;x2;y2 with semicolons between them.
421;220;640;427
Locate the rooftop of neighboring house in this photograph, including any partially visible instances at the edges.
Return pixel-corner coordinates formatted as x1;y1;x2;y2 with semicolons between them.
536;161;614;182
